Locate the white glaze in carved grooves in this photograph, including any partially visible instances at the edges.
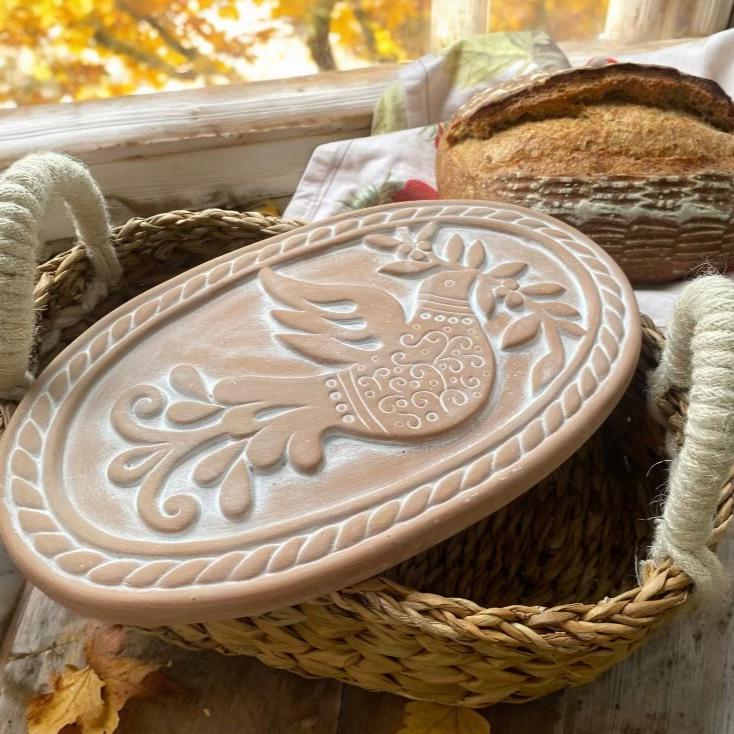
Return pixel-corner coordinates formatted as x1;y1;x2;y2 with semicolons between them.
0;201;640;625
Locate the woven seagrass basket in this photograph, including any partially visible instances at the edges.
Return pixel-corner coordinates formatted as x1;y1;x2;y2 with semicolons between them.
0;192;732;708
477;173;734;285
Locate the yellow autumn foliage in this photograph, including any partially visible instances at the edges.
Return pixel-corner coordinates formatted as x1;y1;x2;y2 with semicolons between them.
396;701;491;734
491;0;609;41
256;0;429;69
0;0;606;106
0;0;274;105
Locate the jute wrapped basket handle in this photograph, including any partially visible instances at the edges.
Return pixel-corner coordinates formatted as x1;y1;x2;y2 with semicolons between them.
0;153;732;708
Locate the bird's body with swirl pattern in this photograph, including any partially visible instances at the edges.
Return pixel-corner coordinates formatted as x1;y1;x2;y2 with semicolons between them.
212;266;494;473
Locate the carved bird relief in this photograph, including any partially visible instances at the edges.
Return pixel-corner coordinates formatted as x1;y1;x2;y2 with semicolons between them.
213;264;493;473
109;225;585;532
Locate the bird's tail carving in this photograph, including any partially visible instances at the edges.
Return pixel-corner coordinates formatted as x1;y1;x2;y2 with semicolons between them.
109;368;333;533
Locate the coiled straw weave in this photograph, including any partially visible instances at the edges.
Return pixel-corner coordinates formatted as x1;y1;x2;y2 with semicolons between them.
1;207;731;708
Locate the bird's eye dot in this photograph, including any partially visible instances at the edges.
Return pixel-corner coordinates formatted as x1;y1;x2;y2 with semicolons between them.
444;279;455;287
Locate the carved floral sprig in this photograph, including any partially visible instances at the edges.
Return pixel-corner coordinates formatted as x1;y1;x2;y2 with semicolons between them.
366;225;586;393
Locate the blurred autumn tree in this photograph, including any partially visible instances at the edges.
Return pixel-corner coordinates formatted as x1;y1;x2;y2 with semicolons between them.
0;0;430;105
258;0;430;70
490;0;608;41
0;0;275;105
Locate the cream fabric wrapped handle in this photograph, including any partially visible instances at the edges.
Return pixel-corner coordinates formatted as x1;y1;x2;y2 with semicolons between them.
648;274;734;599
0;153;121;400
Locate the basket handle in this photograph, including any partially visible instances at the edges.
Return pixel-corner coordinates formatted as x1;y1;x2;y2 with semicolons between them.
648;274;734;599
0;153;121;400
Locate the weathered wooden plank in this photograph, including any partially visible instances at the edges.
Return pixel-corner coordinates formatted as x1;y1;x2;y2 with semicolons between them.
485;536;734;733
0;66;396;168
337;687;407;734
0;557;24;643
0;66;394;239
544;536;734;734
0;587;86;733
0;587;343;734
116;637;343;734
37;128;360;240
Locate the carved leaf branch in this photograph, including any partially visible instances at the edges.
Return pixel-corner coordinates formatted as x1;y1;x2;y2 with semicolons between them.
109;365;253;532
366;230;586;387
501;313;540;348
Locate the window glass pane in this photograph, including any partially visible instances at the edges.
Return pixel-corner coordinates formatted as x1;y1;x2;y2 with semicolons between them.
4;0;705;108
0;0;430;107
489;0;609;41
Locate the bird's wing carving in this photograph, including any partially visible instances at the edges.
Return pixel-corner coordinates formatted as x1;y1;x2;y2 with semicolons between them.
260;266;406;365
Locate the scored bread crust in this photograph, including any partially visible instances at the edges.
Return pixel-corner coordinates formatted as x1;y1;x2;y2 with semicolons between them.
445;62;734;145
436;63;734;285
437;103;734;184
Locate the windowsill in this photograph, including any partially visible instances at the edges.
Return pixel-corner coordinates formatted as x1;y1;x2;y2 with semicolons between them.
0;64;398;168
0;36;697;239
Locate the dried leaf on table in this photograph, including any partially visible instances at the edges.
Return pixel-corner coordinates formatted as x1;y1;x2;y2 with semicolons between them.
26;624;180;734
396;701;491;734
84;624;127;663
26;664;116;734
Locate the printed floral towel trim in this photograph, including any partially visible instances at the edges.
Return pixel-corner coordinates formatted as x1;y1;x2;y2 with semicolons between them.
372;31;570;135
344;175;438;209
285;125;443;221
344;128;441;209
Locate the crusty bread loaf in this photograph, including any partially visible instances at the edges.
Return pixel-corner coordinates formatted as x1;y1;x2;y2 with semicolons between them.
436;64;734;284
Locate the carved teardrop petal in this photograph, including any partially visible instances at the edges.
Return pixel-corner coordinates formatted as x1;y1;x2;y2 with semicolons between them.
19;509;57;533
17;422;42;457
169;364;209;401
0;201;640;625
11;478;44;509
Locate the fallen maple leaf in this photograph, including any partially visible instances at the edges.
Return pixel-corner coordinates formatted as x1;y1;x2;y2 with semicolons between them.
396;701;491;734
26;624;179;734
26;664;116;734
84;624;165;712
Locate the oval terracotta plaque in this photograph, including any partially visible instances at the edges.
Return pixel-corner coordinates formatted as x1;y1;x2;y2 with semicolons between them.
0;201;640;625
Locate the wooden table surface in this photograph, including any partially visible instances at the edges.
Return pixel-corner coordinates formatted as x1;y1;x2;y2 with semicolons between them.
0;535;732;734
